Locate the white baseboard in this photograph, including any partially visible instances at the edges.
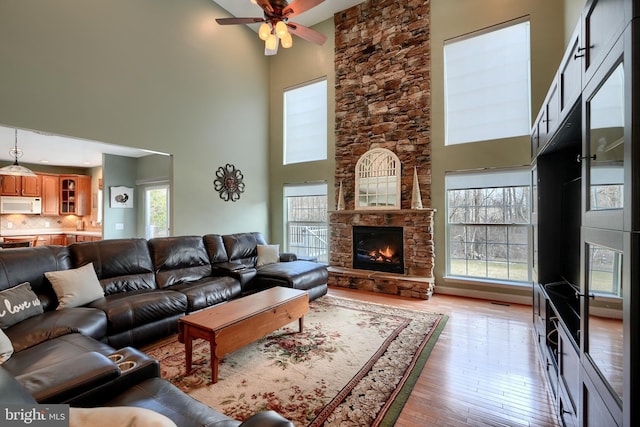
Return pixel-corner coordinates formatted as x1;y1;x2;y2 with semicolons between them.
434;286;532;306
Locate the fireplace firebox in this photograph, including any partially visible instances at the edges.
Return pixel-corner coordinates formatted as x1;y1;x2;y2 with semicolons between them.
352;226;404;274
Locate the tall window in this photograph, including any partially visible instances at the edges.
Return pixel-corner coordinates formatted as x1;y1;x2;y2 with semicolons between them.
444;19;531;145
283;79;327;164
284;183;328;263
446;170;531;283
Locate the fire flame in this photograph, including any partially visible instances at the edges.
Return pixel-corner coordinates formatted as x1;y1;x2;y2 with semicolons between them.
369;246;395;262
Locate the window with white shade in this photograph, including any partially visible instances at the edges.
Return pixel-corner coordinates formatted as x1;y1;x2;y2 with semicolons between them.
444;19;531;145
283;79;327;164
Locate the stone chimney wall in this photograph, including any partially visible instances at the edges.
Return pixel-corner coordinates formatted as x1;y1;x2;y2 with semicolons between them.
330;0;434;299
334;0;431;209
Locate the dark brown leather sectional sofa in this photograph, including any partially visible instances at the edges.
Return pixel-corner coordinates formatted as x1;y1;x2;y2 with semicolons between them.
0;232;327;426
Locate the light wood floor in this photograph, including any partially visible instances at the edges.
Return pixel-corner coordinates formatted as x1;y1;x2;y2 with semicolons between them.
327;286;560;427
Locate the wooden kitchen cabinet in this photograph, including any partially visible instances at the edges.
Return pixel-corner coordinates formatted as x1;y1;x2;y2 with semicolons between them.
0;174;41;196
59;175;91;216
74;234;101;242
40;174;59;216
35;234;67;246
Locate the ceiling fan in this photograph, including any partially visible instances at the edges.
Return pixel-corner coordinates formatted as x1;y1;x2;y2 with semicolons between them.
215;0;328;55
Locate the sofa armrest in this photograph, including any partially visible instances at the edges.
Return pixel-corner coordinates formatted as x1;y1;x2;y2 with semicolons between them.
279;253;297;262
213;261;249;272
16;351;120;403
239;410;294;427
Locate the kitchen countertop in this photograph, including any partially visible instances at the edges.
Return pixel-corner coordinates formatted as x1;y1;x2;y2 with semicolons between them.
0;229;102;237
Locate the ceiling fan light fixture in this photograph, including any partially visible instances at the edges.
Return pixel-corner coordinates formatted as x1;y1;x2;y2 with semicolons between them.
258;22;271;41
275;20;288;38
265;33;278;51
281;31;293;48
0;129;36;177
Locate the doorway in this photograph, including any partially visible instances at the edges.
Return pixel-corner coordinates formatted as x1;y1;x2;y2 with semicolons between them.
145;184;170;239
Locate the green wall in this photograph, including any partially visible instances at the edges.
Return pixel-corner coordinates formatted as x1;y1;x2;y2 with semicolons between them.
267;19;336;245
102;154;137;239
431;0;568;300
0;0;271;236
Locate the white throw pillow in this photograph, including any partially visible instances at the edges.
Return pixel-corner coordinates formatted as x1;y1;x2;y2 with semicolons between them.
0;328;13;364
69;407;177;427
45;263;105;310
257;244;280;267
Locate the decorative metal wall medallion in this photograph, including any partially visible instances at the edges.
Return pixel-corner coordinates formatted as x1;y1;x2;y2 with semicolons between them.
214;164;245;202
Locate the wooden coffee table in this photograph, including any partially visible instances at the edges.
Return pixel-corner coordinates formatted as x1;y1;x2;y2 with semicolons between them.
178;287;309;383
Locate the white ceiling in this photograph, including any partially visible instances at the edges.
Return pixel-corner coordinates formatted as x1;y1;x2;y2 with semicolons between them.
1;1;364;169
0;125;161;169
213;0;366;29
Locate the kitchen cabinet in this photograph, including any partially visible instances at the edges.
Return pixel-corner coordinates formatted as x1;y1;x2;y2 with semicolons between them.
0;174;41;196
532;1;638;425
73;234;101;243
59;175;91;216
35;234;67;246
40;174;59;216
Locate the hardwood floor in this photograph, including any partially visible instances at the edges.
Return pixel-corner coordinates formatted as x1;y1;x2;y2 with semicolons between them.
327;286;560;427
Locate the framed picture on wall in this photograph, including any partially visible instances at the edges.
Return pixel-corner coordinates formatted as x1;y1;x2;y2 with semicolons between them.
110;186;133;208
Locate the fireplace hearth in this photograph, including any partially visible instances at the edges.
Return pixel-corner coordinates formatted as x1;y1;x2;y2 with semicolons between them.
353;226;404;274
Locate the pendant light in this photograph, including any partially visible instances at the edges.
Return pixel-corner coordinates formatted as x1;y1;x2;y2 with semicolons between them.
0;129;36;176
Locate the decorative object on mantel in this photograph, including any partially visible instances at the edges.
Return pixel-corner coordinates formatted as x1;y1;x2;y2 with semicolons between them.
110;186;133;208
336;181;345;211
355;148;401;210
0;129;36;176
213;164;245;202
411;166;423;209
215;0;327;56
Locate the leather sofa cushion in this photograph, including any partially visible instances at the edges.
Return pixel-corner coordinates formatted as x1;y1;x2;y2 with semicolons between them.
168;276;241;312
87;290;187;335
0;246;71;311
256;261;329;292
221;232;267;266
202;234;229;263
0;366;38;404
70;239;157;295
4;307;108;353
148;236;212;289
16;351;120;403
1;333;115;377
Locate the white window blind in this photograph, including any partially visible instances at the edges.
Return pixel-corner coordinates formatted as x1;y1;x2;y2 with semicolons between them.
444;20;531;145
284;79;327;164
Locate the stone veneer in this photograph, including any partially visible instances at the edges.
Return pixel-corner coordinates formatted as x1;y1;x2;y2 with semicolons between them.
328;209;435;299
330;0;433;299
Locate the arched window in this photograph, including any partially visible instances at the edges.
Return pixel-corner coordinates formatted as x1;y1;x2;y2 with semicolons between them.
355;148;401;209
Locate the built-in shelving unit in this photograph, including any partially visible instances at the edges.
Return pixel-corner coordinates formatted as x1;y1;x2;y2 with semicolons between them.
532;1;638;425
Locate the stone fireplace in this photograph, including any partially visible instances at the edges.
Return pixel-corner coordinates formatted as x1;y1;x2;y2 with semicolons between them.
328;209;435;299
352;225;404;274
329;0;433;299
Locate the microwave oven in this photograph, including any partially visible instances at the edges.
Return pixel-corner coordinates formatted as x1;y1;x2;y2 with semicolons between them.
0;196;43;214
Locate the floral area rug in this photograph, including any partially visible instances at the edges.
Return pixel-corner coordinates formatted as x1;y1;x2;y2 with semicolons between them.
144;295;447;426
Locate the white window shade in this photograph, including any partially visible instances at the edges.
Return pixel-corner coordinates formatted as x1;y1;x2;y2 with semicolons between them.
284;79;327;164
445;20;531;145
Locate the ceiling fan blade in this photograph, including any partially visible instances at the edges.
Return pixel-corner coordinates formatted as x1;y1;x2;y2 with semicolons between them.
215;17;265;25
287;22;327;45
283;0;325;18
256;0;274;15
